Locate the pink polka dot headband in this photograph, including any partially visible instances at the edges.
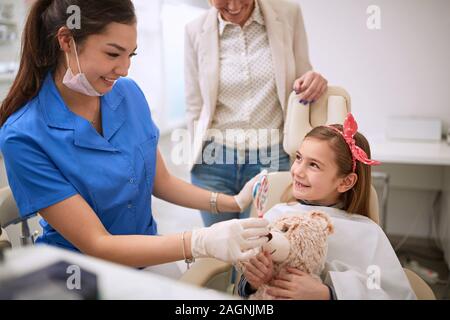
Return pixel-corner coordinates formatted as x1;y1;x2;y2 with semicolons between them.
326;113;381;172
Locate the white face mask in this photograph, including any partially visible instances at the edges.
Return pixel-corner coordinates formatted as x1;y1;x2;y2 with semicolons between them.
62;39;104;96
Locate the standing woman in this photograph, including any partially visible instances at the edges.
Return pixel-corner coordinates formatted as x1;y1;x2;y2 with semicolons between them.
185;0;328;227
0;0;269;272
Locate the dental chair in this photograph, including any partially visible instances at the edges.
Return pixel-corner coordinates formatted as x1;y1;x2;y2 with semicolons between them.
179;87;436;300
0;186;38;249
0;227;11;251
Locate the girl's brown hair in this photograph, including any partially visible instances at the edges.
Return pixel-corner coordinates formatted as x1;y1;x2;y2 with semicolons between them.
0;0;136;126
282;124;373;217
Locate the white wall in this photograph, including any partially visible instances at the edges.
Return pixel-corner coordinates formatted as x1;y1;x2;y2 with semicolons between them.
297;0;450;262
298;0;450;137
128;0;207;135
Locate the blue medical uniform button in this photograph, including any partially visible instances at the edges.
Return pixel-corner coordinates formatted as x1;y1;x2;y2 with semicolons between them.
127;203;133;209
129;178;135;184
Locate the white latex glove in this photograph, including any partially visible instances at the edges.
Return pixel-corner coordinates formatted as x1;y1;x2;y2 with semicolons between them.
191;218;270;263
234;170;268;212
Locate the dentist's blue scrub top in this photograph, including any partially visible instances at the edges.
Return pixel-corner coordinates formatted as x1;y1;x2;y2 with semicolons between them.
0;72;159;252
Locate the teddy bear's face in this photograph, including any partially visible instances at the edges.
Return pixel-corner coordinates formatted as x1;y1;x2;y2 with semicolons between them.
262;215;311;263
262;230;290;262
264;212;334;275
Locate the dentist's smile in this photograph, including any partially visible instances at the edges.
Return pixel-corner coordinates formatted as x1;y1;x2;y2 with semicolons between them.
101;76;118;87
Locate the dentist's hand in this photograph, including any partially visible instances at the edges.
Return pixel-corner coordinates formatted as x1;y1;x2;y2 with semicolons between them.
234;170;268;212
293;71;328;104
191;218;270;263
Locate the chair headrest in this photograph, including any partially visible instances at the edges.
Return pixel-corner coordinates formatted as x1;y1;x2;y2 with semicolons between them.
283;86;351;157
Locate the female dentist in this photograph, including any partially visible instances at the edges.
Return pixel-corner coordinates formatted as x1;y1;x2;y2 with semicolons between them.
0;0;269;270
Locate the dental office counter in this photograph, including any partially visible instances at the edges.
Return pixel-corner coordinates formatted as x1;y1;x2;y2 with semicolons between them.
370;137;450;166
0;245;233;300
368;136;450;270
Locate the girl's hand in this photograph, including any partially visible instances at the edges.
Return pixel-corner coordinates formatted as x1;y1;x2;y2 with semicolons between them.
266;267;330;300
243;251;274;290
293;71;328;104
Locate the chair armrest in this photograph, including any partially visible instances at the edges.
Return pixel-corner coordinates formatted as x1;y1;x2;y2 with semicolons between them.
179;258;232;287
404;267;436;300
0;228;11;250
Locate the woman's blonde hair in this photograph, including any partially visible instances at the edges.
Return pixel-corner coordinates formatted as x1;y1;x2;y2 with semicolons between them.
281;124;373;217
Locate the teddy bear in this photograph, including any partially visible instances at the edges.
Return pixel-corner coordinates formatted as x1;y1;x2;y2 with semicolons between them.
236;211;334;300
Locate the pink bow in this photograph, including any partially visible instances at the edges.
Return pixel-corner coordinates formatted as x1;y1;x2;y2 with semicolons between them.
328;113;381;172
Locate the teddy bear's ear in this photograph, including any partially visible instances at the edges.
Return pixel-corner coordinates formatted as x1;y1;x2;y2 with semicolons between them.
274;216;293;233
309;211;334;235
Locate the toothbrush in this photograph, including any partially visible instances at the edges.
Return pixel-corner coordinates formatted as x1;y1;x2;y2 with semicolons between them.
252;170;269;218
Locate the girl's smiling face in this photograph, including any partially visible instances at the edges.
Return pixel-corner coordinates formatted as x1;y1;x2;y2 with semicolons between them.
290;137;356;206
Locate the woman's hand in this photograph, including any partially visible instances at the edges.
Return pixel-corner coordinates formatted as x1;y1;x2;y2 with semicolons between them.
233;170;268;212
266;267;330;300
243;251;274;290
191;218;269;262
293;71;328;104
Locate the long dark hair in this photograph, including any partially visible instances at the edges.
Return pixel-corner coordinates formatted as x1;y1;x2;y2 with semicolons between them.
0;0;136;126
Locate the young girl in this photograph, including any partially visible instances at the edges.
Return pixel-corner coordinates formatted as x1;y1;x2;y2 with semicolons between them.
238;113;416;299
